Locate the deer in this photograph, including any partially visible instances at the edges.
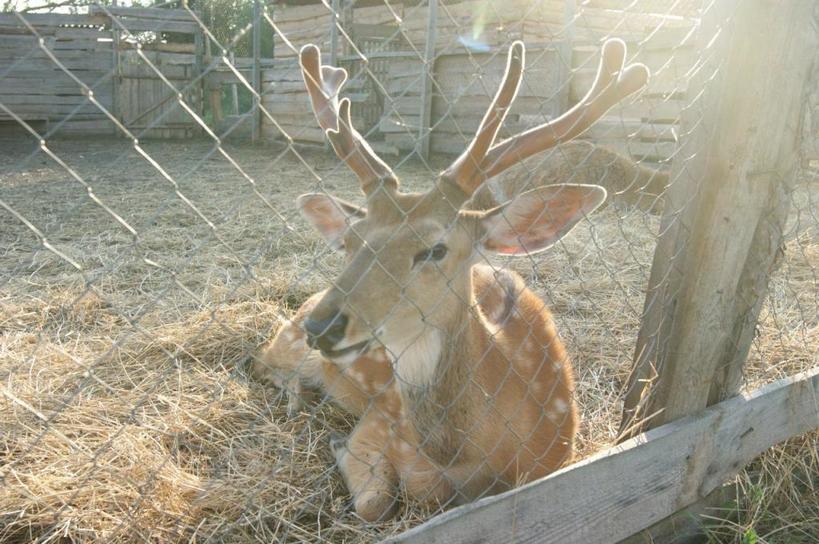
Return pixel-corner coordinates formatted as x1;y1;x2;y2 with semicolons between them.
251;38;649;521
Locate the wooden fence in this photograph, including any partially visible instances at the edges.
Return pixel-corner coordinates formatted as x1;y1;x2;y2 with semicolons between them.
0;7;205;138
262;0;696;167
0;14;114;134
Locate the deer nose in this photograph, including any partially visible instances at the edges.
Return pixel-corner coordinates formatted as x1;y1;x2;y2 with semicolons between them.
304;311;348;352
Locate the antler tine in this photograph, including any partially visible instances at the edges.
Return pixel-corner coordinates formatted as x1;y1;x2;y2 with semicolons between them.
481;38;649;180
444;41;525;195
299;44;397;194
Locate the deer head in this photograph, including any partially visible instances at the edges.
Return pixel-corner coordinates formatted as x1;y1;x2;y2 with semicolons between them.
297;40;648;379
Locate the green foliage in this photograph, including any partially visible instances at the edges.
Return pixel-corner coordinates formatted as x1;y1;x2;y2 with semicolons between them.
160;0;274;57
740;527;759;544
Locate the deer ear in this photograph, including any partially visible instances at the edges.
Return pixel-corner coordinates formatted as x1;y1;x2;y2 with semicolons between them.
480;184;606;255
297;193;366;251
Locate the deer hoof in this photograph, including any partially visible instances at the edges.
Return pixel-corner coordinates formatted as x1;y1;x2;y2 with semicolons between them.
355;490;399;522
329;431;348;458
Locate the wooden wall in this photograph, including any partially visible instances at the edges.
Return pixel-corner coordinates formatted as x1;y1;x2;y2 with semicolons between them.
270;0;698;54
0;7;203;139
262;0;699;165
0;14;115;135
261;30;694;166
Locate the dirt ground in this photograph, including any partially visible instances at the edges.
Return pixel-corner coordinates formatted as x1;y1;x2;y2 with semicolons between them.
1;135;816;543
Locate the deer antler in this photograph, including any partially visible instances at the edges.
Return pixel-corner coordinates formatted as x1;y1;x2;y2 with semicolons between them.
443;41;525;194
482;39;649;181
446;38;649;195
300;45;397;194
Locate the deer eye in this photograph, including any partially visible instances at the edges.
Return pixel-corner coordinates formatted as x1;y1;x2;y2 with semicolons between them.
413;243;448;266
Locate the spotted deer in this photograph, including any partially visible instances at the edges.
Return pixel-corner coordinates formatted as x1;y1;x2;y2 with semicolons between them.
252;38;649;521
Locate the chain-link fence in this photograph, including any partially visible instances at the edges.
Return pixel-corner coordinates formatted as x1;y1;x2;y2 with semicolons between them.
1;1;817;542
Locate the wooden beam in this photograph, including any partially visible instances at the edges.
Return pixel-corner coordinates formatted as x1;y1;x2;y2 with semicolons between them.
230;52;240;115
87;6;195;23
193;10;204;127
620;0;819;437
557;0;575;113
387;367;819;544
417;0;437;159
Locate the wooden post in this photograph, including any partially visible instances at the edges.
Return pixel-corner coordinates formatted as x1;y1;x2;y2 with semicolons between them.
193;6;204;137
418;0;437;160
251;0;262;143
111;0;120;132
557;0;575;114
229;52;239;115
330;0;340;67
620;0;818;438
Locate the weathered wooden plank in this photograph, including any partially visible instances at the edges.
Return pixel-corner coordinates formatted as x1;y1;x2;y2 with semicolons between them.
571;66;690;99
1;104;111;116
120;50;198;66
388;367;819;544
262;123;325;143
54;28;113;40
0;80;111;94
0;94;112;106
0;57;113;71
51;39;111;52
386;50;562;99
109;19;198;35
384;94;558;118
119;63;190;79
57;119;116;134
418;0;437;158
0;49;113;62
88;6;195;22
0;13;101;28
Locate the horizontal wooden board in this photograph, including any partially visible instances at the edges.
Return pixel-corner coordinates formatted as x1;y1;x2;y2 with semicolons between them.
119;50;197;66
0;79;112;95
384;93;559;119
0;48;113;62
0;93;112;106
55;118;116;134
262;123;325;143
107;18;198;35
0;59;113;73
0;13;101;28
119;63;191;79
88;6;196;23
388;367;819;544
0;103;111;116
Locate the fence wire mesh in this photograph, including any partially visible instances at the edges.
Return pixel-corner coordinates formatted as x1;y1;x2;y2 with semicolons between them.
0;0;817;542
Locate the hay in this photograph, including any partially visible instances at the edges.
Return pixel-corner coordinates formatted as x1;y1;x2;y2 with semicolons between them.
1;137;816;542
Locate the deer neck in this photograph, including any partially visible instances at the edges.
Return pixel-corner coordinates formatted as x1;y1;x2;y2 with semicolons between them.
390;272;489;462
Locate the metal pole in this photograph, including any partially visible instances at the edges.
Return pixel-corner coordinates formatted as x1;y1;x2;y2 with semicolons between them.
230;52;239;115
251;0;262;143
111;0;119;130
330;0;340;67
418;0;437;159
558;0;575;114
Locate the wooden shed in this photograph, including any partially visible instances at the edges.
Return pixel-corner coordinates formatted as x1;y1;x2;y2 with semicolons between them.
262;0;699;166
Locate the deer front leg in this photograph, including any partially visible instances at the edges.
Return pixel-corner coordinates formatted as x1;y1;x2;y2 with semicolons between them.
251;291;396;418
250;292;328;415
332;410;400;522
251;317;323;416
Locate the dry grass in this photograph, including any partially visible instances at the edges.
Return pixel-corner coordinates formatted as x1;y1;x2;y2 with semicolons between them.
1;137;816;543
